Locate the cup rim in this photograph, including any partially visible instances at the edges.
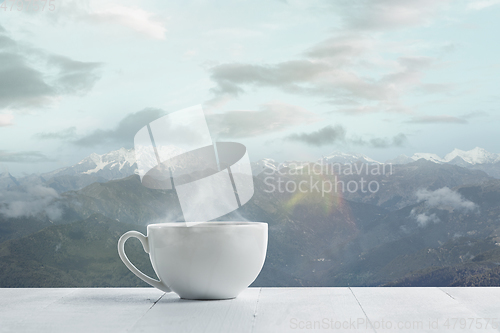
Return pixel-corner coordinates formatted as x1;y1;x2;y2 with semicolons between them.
147;221;267;229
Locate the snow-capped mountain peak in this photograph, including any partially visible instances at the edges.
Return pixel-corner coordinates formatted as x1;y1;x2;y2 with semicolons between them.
84;148;136;174
411;153;445;164
6;146;500;194
444;147;499;165
321;151;381;164
406;147;500;166
40;148;138;182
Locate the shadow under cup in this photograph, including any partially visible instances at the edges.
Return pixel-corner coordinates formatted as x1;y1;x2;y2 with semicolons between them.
118;222;268;300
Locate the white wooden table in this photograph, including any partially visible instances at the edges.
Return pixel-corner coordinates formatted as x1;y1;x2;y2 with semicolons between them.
1;288;499;332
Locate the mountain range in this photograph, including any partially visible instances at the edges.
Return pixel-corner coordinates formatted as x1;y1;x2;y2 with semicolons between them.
386;147;500;178
1;146;500;287
2;146;500;194
1;169;499;287
267;147;500;178
1;148;137;193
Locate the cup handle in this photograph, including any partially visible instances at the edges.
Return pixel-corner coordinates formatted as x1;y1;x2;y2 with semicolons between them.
118;231;171;293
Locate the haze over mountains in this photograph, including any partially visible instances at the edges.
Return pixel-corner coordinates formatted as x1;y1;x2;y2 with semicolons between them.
1;146;500;287
2;146;500;193
1;148;137;192
386;147;500;178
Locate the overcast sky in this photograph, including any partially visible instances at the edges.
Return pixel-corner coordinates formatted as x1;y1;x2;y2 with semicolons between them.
1;0;499;176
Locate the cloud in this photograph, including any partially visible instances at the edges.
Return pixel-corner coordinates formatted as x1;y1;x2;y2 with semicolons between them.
303;34;374;61
72;103;316;145
468;0;500;10
440;42;457;53
462;111;489;119
417;83;454;95
34;127;77;140
332;0;450;30
0;52;54;109
0;151;53;163
86;5;167;40
48;55;102;95
208;60;330;97
207;103;319;139
366;133;408;148
0;185;62;220
208;44;438;114
405;115;468;124
410;210;440;227
416;187;477;211
72;108;165;147
209;58;390;102
285;125;346;147
0;26;102;111
406;110;488;124
205;0;449;116
0;114;14;126
284;125;407;148
333;103;411;115
350;133;408;148
398;56;434;70
208;58;395;101
0;34;16;49
51;1;167;39
409;187;477;227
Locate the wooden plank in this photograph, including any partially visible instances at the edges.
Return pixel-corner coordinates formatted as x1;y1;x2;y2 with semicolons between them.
251;287;374;333
129;288;261;333
2;288;500;332
0;288;78;332
350;287;498;333
0;288;164;333
440;287;500;320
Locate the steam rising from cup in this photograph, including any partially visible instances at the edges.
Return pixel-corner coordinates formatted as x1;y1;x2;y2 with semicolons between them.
134;105;254;223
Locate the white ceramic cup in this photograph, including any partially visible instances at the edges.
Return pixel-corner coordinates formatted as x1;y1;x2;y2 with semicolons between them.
118;222;268;300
